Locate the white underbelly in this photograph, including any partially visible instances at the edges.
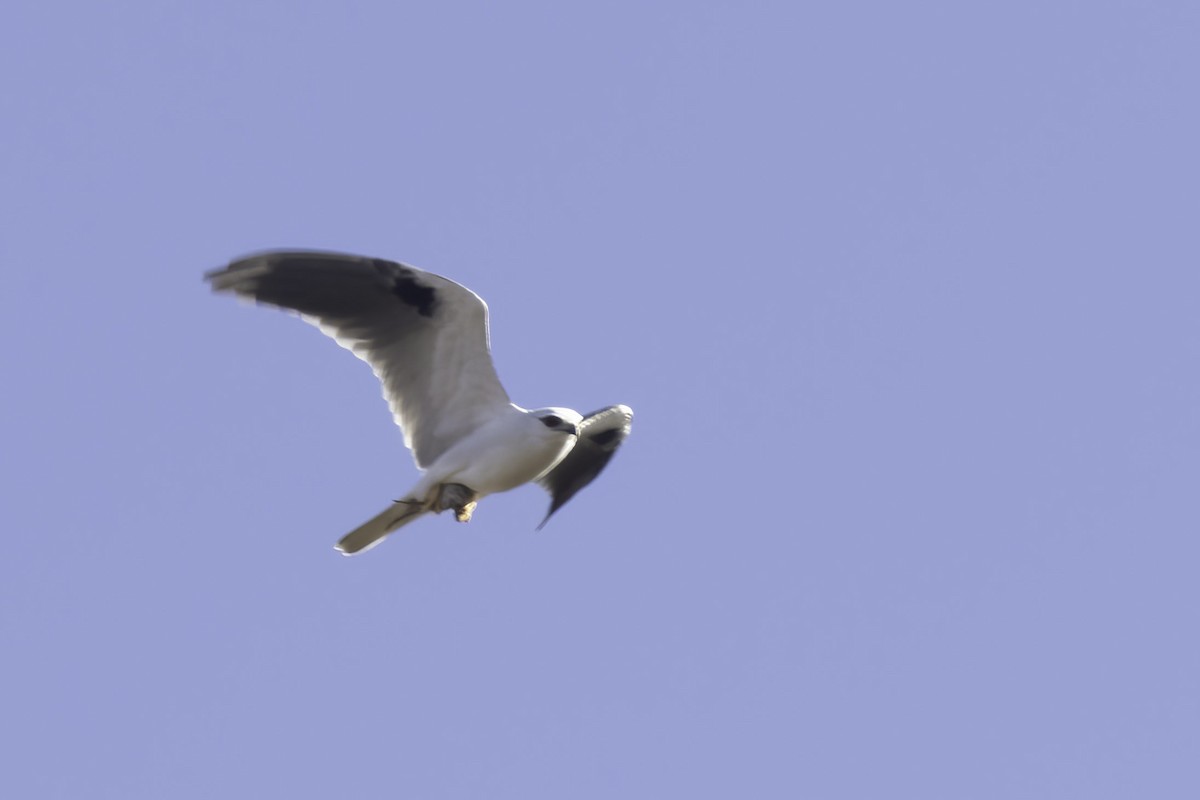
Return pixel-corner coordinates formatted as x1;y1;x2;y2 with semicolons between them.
425;417;574;497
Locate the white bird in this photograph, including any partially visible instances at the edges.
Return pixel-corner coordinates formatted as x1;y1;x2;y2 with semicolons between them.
206;250;633;555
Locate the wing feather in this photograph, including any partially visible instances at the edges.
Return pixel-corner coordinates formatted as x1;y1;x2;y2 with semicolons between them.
536;404;633;529
206;250;511;468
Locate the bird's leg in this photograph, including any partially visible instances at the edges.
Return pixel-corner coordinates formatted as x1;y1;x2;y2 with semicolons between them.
435;483;479;523
391;497;431;516
455;501;478;523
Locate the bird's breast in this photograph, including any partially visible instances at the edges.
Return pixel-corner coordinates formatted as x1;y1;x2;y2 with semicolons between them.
430;416;575;497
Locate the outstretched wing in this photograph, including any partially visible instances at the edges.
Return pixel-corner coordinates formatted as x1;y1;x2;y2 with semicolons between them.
206;250;512;468
536;404;633;529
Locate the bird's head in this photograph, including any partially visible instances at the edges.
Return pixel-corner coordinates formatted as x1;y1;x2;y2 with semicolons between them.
531;407;583;438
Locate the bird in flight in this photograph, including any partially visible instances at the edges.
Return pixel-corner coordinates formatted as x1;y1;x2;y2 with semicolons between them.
206;250;633;555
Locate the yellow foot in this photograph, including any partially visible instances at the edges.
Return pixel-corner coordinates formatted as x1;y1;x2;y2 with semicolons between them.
435;483;479;521
455;501;477;523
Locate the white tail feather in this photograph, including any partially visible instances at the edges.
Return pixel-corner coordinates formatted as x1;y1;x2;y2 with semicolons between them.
335;501;428;556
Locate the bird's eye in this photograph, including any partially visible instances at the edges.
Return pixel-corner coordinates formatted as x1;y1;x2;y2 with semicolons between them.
540;415;563;428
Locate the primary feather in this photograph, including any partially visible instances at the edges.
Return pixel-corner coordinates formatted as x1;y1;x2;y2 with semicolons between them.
208;250;509;467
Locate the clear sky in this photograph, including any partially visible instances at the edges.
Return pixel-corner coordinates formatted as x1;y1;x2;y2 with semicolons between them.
3;2;1198;797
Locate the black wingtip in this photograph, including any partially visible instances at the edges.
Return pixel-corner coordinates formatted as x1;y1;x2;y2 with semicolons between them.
536;494;574;530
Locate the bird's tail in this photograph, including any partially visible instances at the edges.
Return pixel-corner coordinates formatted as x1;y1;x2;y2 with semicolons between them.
335;500;428;556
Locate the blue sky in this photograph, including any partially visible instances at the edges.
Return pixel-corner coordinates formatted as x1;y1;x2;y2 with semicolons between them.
3;2;1198;797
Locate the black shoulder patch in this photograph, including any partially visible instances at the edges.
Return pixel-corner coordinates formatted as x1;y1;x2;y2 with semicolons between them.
374;259;437;317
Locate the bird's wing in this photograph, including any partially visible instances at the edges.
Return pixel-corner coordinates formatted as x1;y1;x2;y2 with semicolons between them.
206;250;512;468
535;404;633;529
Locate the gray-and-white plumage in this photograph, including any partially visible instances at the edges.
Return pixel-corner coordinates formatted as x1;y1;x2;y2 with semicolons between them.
206;250;633;555
537;404;634;529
